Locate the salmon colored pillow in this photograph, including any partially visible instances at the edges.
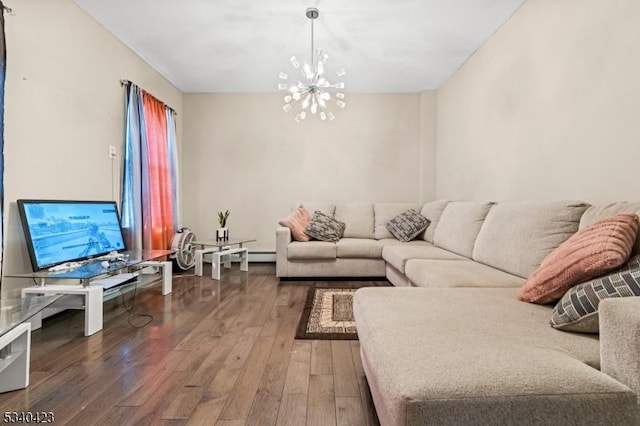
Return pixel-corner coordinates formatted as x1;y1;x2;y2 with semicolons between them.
279;206;312;242
518;213;639;304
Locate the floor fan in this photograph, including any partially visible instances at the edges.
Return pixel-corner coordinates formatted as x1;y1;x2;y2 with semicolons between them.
170;228;196;270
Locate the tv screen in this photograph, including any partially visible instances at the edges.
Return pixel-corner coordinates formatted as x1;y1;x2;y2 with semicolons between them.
17;199;127;271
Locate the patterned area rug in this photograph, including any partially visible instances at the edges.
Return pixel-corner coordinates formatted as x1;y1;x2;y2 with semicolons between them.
296;282;390;340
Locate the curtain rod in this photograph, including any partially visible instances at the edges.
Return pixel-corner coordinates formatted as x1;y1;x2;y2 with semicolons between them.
1;2;13;15
120;79;177;115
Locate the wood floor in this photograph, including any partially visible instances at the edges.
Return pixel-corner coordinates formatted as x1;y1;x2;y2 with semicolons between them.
0;264;381;426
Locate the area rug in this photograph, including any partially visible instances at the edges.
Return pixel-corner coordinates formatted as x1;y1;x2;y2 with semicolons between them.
295;282;390;340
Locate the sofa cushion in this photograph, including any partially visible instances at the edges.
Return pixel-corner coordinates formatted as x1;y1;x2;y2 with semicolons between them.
581;202;640;255
551;255;640;333
304;211;346;243
334;203;374;239
279;206;312;242
353;288;636;426
386;209;430;242
373;203;420;240
473;201;589;278
405;259;524;288
382;243;465;274
420;199;450;243
287;241;336;260
433;201;494;257
336;238;383;259
519;213;639;304
298;202;336;217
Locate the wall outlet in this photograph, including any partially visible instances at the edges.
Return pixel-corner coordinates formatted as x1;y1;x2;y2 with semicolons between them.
108;145;117;159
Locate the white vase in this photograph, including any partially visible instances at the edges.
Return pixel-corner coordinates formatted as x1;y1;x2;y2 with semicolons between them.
216;227;228;241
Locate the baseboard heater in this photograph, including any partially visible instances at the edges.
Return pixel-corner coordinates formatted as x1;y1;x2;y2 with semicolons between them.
200;251;275;263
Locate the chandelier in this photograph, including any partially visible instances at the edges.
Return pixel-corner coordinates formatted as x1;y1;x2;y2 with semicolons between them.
278;7;346;122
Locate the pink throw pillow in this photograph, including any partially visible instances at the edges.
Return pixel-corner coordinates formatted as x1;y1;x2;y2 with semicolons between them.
518;213;639;304
279;206;312;242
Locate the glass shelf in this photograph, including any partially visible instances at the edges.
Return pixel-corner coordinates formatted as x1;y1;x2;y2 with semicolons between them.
0;295;62;339
5;250;172;282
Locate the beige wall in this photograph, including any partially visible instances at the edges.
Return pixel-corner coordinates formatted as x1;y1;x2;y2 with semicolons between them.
419;91;437;203
436;0;640;203
1;0;182;297
182;93;435;252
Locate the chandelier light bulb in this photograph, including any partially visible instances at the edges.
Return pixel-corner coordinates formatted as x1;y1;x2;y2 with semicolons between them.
305;63;314;79
278;7;346;122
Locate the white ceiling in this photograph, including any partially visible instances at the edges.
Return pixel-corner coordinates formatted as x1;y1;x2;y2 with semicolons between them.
72;0;526;93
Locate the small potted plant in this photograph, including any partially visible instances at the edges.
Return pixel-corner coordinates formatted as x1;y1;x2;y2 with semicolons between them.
217;210;230;241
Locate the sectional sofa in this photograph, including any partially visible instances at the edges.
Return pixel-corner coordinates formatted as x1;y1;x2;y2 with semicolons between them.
276;200;640;425
276;201;446;278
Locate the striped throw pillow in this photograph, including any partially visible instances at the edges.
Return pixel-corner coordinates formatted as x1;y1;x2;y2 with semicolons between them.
386;209;430;242
551;255;640;333
304;211;346;243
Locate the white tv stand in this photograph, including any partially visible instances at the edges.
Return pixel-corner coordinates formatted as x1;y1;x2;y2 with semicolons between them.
9;250;173;336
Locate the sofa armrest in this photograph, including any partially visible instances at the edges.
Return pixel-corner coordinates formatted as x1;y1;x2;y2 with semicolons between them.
276;226;292;277
600;297;640;402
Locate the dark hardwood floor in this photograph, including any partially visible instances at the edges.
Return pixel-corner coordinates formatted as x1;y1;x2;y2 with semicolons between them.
0;264;381;426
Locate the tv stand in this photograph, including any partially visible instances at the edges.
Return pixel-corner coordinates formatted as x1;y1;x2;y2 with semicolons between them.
8;250;172;336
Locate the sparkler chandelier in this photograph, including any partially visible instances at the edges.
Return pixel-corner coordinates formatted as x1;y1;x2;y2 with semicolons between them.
278;7;346;122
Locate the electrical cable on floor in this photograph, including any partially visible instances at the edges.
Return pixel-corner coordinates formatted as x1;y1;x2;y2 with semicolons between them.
118;281;153;329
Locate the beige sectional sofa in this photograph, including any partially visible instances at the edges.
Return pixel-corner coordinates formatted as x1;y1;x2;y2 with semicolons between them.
277;200;640;425
276;202;429;278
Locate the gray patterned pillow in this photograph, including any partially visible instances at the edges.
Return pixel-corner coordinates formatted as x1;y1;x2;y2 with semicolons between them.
551;254;640;333
304;211;346;242
386;209;431;242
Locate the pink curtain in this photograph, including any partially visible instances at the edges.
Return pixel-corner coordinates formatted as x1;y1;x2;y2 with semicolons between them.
141;93;175;250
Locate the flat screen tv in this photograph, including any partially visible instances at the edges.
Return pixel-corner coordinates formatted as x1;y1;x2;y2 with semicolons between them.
17;199;127;271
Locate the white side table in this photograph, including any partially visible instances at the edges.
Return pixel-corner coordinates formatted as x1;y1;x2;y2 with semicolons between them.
193;238;255;280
